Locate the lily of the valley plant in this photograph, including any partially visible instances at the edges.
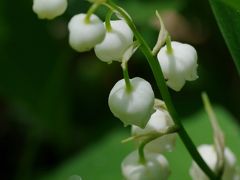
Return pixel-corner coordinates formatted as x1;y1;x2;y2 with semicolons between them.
32;0;239;179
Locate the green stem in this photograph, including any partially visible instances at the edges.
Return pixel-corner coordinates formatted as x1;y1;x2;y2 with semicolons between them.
106;1;217;179
85;3;100;23
122;62;132;92
105;10;113;32
166;35;173;54
138;141;147;164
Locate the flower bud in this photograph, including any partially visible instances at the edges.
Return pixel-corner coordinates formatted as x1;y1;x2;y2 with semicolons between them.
108;77;154;128
132;108;177;153
68;14;106;52
122;150;170;180
189;144;238;180
94;20;134;63
157;41;198;91
33;0;67;20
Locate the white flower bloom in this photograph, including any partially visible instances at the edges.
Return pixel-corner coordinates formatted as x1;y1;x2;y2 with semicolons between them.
68;14;106;52
122;150;170;180
157;41;198;91
189;144;238;180
94;20;134;63
132;108;177;153
33;0;67;20
108;77;154;128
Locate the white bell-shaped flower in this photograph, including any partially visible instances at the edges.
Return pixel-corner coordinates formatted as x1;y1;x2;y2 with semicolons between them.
94;20;134;63
108;77;154;128
157;41;198;91
132;108;177;153
189;144;238;180
33;0;67;20
122;150;170;180
68;13;106;52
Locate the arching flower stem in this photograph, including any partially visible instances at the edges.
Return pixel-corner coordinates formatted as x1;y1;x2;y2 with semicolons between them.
105;1;217;179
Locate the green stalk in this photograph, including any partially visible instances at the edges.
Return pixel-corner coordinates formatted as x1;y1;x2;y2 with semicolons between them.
138;141;147;164
85;3;100;23
166;35;173;54
122;62;132;92
106;1;217;179
105;10;113;32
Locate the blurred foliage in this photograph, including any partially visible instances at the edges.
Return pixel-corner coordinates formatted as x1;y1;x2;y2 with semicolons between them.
0;0;239;180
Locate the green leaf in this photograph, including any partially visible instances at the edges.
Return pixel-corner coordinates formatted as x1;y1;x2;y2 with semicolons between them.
40;106;240;180
209;0;240;74
39;129;134;180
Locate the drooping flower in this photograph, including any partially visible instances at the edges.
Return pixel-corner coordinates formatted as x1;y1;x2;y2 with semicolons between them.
68;13;106;52
108;77;154;128
33;0;67;20
157;41;198;91
94;20;134;63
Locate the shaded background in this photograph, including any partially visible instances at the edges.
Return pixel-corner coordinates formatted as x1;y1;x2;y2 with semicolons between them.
0;0;239;179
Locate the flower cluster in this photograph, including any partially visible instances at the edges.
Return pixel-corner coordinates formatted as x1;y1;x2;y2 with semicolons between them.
121;101;177;180
32;0;198;91
32;1;239;180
